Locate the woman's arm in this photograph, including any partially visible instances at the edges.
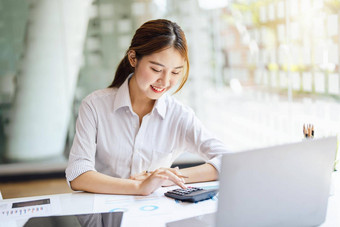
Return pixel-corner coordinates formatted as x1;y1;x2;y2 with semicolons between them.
70;171;140;194
179;163;218;183
70;170;186;196
178;107;229;181
130;164;218;186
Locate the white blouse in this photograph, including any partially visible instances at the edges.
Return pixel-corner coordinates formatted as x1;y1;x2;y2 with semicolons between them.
65;76;229;183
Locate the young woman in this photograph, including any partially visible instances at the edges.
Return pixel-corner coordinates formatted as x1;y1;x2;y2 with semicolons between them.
66;19;229;196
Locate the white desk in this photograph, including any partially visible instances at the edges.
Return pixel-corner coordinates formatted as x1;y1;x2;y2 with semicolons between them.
1;173;340;227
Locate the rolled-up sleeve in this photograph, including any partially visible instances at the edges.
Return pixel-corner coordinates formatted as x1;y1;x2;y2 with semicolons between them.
65;99;98;184
181;108;231;172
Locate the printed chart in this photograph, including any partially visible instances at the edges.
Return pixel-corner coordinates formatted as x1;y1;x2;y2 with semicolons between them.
93;182;219;226
0;197;61;220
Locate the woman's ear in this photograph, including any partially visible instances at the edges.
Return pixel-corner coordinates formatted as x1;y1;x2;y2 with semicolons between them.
127;50;137;67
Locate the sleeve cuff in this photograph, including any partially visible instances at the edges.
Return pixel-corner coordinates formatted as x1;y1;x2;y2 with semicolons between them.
206;155;222;173
65;162;96;187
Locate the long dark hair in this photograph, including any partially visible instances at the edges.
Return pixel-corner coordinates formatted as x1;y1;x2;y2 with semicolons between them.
109;19;190;93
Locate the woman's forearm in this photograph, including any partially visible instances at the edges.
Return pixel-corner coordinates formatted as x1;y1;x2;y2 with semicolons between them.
70;171;141;195
179;163;219;184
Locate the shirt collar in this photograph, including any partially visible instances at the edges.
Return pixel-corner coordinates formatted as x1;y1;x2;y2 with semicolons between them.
113;73;167;119
153;93;167;119
113;74;133;112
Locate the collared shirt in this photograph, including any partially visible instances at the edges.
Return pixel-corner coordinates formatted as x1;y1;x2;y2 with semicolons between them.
65;76;229;182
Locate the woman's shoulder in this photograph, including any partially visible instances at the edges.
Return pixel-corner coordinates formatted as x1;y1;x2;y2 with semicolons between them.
166;95;195;117
83;87;118;103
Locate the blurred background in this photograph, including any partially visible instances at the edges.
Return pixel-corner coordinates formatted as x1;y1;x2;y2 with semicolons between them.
0;0;339;180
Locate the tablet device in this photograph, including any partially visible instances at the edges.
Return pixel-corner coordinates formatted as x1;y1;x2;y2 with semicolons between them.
24;211;123;227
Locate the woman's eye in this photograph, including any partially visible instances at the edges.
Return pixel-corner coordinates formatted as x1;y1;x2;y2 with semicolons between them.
151;68;161;73
172;71;180;75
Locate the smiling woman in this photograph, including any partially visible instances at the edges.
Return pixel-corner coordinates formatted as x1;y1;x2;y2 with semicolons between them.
109;19;190;93
128;47;184;116
65;19;229;196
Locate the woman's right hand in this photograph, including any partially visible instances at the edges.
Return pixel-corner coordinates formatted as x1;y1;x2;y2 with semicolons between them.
137;169;186;196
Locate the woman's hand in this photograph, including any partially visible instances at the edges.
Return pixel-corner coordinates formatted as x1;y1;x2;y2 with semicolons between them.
134;168;187;195
130;167;187;187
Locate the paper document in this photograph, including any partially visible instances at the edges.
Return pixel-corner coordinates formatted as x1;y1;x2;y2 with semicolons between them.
0;196;61;221
93;182;219;227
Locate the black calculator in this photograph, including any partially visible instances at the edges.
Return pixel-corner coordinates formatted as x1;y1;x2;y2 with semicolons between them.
164;186;217;202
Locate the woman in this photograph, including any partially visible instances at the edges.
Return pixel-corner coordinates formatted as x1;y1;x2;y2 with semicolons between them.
66;19;228;196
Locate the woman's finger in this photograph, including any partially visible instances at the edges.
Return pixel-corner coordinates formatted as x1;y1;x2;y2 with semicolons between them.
162;170;186;189
138;172;169;195
154;167;187;182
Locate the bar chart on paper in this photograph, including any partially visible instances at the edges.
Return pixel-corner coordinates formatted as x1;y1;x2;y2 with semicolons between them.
0;197;61;220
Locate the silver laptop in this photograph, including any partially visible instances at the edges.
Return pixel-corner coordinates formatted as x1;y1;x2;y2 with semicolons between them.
167;136;337;227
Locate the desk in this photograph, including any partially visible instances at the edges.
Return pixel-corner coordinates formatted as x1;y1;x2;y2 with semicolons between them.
1;173;340;227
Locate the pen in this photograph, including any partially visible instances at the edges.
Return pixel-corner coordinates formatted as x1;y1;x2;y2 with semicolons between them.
303;124;307;138
175;174;189;178
303;124;314;139
145;170;189;178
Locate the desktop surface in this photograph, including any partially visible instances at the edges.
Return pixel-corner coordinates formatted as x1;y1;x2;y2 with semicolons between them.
0;173;339;227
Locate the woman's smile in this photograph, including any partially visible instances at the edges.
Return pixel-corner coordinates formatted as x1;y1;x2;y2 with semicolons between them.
150;85;166;93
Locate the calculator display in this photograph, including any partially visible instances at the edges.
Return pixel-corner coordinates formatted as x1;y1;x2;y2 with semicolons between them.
12;198;50;208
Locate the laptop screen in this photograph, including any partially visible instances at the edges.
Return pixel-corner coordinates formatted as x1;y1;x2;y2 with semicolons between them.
216;136;337;227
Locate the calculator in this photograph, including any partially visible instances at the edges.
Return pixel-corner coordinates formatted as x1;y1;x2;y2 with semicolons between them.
164;186;217;202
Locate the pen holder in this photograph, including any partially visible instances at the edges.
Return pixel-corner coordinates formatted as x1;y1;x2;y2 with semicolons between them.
334;136;339;172
303;124;314;139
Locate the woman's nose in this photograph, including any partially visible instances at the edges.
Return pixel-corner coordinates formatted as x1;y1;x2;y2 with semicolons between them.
157;72;170;87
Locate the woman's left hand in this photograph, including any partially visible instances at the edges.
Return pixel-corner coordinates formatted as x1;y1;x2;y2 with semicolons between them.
130;167;186;187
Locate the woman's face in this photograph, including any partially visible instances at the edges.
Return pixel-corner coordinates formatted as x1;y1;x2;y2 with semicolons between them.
129;47;185;100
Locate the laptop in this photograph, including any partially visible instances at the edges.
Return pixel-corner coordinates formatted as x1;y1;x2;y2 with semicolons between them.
167;136;337;227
